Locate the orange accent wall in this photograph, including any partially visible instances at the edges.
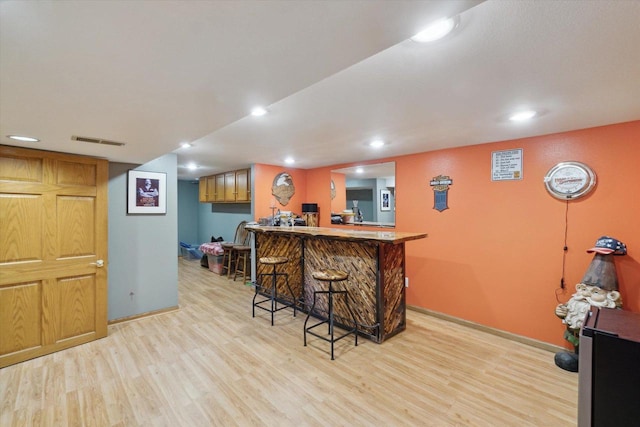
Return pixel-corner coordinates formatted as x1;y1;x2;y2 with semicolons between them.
253;121;640;347
253;164;308;220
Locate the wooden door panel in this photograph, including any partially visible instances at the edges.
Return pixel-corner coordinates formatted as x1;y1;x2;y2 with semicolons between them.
0;145;108;368
214;174;225;201
198;178;207;202
236;169;250;201
0;281;42;354
0;194;43;263
58;275;96;340
0;154;42;182
224;172;236;201
56;161;96;186
57;197;95;258
204;175;214;202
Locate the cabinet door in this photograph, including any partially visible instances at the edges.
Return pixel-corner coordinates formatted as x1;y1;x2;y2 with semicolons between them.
235;168;250;201
214;174;225;202
198;178;209;202
224;172;236;201
205;176;216;202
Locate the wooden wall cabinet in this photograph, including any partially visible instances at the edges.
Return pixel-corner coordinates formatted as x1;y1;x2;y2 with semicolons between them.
198;175;216;202
199;168;251;203
198;177;207;201
214;174;225;202
224;171;236;201
235;168;250;202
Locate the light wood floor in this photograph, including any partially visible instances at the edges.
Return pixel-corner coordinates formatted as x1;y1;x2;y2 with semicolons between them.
0;258;578;426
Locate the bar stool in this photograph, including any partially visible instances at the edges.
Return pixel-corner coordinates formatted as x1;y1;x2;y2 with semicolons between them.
252;256;297;325
304;269;358;360
221;242;235;278
221;221;248;278
232;244;251;282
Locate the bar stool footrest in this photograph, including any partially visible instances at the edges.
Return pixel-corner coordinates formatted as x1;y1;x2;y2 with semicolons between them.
305;321;357;344
251;260;296;326
304;310;357;329
253;298;297;313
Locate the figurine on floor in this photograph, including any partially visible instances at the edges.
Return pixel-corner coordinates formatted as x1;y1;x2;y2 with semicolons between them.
554;236;627;372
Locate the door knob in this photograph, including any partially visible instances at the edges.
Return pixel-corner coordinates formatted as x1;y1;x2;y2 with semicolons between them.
90;259;104;267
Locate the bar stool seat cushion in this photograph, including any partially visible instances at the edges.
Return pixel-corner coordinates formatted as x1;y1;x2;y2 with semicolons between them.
312;269;348;282
259;256;288;265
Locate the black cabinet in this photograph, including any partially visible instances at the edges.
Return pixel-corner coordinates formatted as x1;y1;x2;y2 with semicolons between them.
578;307;640;427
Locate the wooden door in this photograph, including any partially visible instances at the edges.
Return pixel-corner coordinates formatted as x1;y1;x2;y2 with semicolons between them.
0;145;108;368
214;174;225;202
198;177;208;202
235;168;250;202
204;176;214;202
224;171;236;201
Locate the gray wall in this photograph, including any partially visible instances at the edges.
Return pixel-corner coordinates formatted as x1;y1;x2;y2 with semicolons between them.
346;188;374;221
346;177;395;224
376;178;395;224
196;165;255;243
108;154;179;321
176;180;253;248
178;180;200;253
197;203;252;243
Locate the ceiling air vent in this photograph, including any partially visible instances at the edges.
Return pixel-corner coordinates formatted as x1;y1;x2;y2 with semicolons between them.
72;135;125;146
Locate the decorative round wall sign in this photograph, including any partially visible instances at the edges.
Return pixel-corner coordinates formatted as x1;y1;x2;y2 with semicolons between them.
543;161;596;200
271;172;295;206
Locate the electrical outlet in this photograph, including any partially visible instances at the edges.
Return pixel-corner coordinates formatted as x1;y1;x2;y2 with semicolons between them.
405;277;409;288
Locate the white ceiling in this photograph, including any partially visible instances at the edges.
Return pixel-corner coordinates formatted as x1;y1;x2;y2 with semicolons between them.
2;1;639;181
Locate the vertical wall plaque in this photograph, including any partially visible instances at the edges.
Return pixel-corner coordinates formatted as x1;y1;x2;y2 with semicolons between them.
429;175;453;212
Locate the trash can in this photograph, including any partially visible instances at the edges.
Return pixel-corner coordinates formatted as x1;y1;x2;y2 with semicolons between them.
302;203;318;227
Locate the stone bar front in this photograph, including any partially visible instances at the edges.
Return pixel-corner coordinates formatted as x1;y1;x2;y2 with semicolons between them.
247;226;427;343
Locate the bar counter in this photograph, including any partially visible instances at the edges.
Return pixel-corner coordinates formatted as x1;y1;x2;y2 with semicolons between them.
247;225;427;343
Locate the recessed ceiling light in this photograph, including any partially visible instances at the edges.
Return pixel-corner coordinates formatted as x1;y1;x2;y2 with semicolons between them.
284;157;295;165
355;167;364;174
369;139;385;148
411;17;456;43
187;163;198;170
509;110;537;122
181;142;192;149
251;107;268;117
8;135;39;142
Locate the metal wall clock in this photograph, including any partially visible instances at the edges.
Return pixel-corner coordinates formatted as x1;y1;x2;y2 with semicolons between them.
543;161;596;200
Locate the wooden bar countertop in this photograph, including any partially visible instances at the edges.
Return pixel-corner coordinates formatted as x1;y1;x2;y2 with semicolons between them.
248;224;427;342
246;224;427;244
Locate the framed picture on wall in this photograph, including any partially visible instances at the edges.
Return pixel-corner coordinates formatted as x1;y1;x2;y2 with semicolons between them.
380;189;391;211
127;170;167;214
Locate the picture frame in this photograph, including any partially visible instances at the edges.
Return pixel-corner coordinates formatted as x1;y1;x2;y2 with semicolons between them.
380;189;391;211
127;170;166;214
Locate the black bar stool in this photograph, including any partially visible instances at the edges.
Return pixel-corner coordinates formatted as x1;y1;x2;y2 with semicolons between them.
252;256;297;325
304;269;358;360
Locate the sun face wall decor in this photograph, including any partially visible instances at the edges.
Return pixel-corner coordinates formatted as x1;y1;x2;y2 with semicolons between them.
272;172;295;206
